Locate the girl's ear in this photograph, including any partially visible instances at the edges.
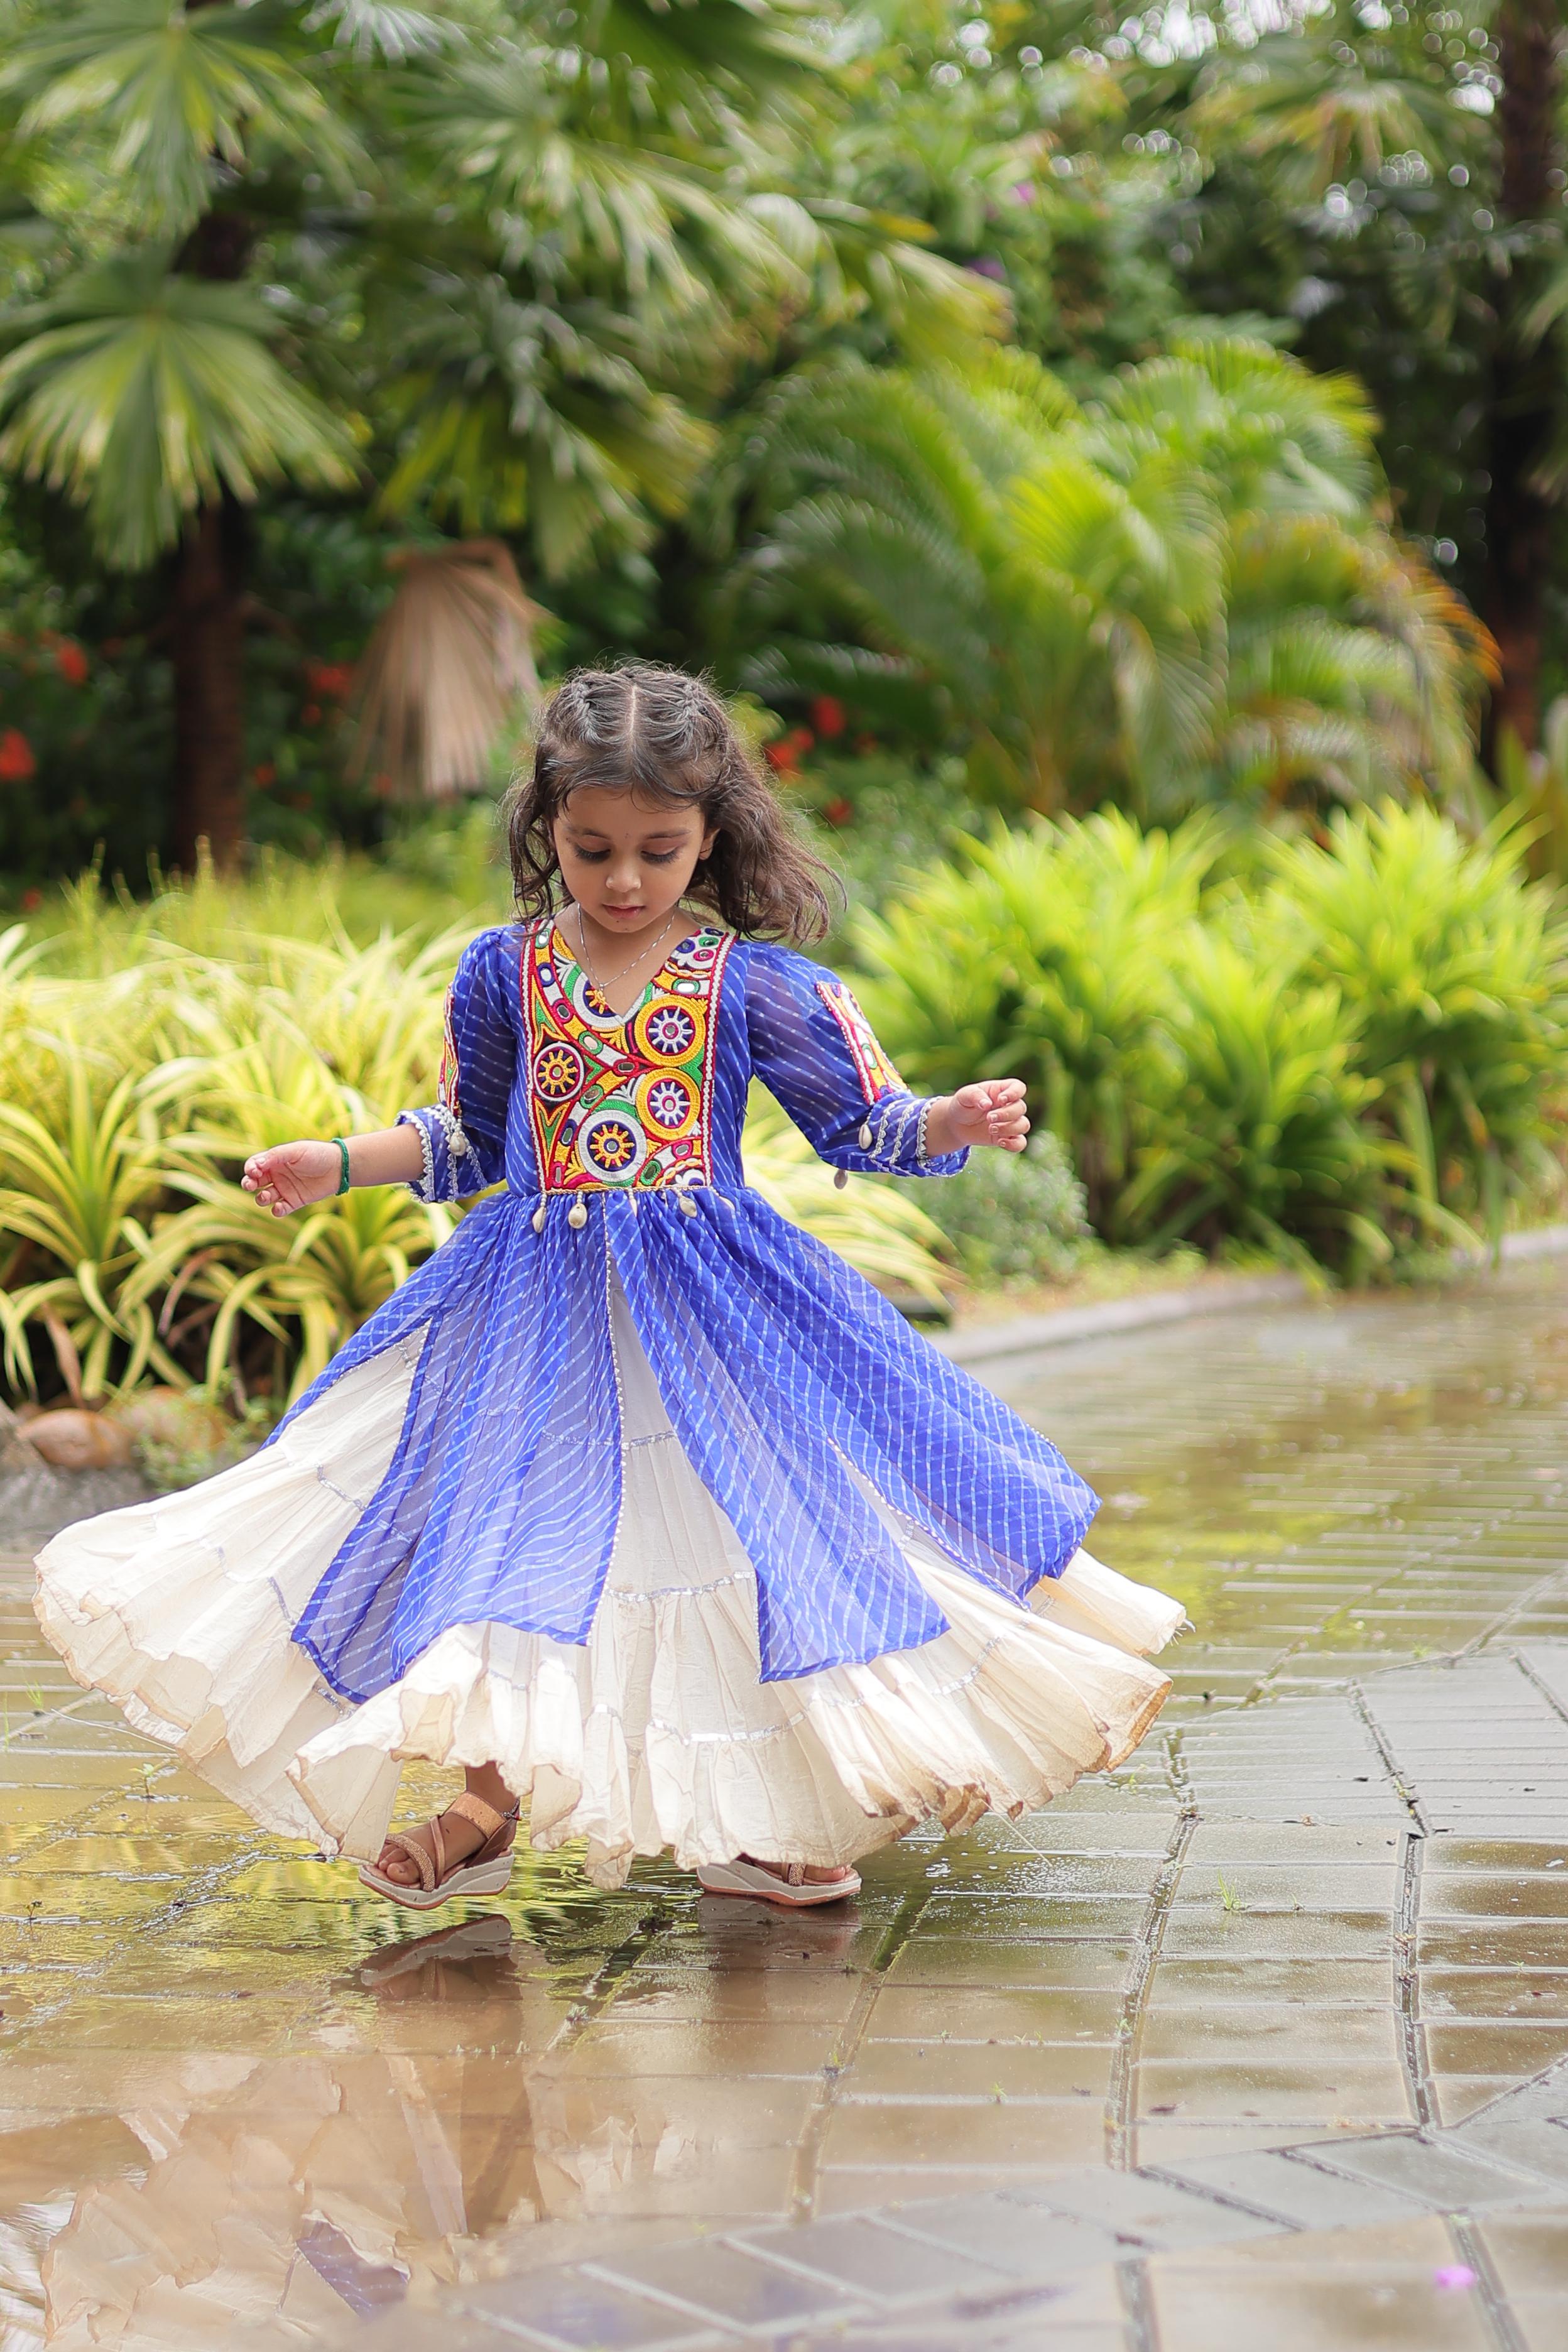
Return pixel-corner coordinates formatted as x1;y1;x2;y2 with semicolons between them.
698;825;719;863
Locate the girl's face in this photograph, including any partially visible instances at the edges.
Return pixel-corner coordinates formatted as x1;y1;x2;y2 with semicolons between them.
553;785;717;940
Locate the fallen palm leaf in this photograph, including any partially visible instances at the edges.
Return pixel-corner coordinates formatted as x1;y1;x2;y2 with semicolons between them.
350;538;544;798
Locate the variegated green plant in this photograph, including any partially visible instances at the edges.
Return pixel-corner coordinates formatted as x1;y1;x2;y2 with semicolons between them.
0;878;954;1404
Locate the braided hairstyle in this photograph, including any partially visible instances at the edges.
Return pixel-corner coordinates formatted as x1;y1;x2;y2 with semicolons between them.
506;664;837;942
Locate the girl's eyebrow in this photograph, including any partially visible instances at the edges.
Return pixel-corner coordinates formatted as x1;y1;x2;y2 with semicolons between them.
563;822;691;842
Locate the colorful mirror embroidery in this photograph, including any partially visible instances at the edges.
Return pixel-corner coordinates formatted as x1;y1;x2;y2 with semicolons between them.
815;977;904;1104
525;920;733;1191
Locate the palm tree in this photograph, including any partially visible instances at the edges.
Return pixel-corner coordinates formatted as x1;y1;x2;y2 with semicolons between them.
0;0;1003;870
720;336;1492;814
0;2;433;866
0;0;830;868
1181;0;1564;753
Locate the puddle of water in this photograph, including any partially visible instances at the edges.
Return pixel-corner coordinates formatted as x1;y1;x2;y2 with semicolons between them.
1;1266;1567;2340
999;1263;1568;1707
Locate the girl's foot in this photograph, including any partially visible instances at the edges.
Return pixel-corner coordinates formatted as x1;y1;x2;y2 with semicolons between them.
357;1794;520;1911
695;1855;861;1908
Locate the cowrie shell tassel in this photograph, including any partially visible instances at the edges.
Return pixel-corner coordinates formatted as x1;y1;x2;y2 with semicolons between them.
858;1121;873;1150
567;1199;588;1229
531;1202;546;1233
678;1192;699;1216
834;1167;849;1190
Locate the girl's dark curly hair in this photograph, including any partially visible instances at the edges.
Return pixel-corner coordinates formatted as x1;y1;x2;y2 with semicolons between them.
506;664;837;943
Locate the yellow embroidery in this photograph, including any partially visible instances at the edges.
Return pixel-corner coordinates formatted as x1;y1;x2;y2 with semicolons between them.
525;921;732;1190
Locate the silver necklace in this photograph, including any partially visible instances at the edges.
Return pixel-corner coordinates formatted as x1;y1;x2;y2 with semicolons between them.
569;904;681;995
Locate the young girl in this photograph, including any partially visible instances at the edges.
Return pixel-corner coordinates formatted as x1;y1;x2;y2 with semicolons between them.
35;667;1182;1911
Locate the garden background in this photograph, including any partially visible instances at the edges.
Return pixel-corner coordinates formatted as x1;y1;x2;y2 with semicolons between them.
4;0;1568;1452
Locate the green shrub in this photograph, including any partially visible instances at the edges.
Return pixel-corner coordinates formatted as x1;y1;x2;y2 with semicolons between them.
858;799;1568;1277
1119;934;1386;1273
0;871;950;1406
855;809;1219;1228
1271;803;1568;1245
892;1130;1088;1288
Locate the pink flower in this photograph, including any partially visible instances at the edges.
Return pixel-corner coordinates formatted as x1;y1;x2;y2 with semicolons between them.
1435;2267;1476;2292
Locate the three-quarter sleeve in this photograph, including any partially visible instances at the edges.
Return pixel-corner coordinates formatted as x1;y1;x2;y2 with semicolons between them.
745;942;967;1179
398;929;517;1202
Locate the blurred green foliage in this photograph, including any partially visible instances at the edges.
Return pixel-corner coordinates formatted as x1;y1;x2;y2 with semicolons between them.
858;799;1568;1275
4;0;1550;879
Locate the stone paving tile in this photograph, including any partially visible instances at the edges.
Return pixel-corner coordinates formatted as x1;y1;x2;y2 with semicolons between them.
1143;2216;1497;2352
354;2071;1568;2351
13;1269;1568;2343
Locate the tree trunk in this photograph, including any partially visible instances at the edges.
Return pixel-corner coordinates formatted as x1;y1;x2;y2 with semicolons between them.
1482;0;1563;754
170;499;247;873
168;193;257;873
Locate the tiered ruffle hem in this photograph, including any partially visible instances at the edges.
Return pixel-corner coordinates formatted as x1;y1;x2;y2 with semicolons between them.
35;1290;1183;1885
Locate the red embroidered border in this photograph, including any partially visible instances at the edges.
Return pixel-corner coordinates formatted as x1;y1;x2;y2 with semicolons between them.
815;978;903;1105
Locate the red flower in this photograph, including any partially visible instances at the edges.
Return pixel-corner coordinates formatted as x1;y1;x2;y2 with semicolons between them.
301;702;322;726
252;762;276;788
303;660;355;700
20;888;41;912
766;727;815;775
822;795;854;827
810;695;846;739
0;729;36;782
54;641;89;687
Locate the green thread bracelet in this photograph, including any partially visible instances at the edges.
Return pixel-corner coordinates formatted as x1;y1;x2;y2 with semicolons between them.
332;1138;351;1196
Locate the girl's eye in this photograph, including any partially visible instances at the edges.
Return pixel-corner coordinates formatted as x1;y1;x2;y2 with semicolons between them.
643;849;682;864
572;847;610;863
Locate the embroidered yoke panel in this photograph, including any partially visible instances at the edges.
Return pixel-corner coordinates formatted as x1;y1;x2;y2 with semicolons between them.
525;919;735;1192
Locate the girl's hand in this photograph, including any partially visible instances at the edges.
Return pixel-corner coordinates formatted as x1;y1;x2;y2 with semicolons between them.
935;1079;1030;1155
242;1140;342;1218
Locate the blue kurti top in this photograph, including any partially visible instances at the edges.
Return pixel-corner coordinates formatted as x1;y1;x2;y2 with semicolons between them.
277;920;1099;1702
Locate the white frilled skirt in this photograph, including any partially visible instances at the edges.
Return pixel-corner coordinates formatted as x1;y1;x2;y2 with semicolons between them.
34;1286;1183;1886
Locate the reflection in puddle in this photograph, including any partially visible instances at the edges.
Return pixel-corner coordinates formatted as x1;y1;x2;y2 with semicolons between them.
13;1893;866;2347
41;1917;539;2344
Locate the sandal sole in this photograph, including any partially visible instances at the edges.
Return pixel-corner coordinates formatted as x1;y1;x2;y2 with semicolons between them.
696;1872;860;1908
357;1856;514;1910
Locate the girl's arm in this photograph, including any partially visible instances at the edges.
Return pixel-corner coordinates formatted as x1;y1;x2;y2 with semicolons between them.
747;946;1026;1177
244;931;520;1216
243;1127;425;1217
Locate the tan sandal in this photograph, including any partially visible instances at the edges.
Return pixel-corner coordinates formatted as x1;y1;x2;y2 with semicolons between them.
357;1793;520;1911
696;1856;861;1908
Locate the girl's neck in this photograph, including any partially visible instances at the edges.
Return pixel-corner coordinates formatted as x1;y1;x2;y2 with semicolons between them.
564;901;686;1014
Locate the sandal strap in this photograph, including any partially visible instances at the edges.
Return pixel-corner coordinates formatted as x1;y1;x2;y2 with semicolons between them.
381;1832;437;1893
445;1792;515;1844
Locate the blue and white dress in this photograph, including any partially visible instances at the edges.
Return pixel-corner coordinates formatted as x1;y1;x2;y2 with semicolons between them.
35;920;1181;1883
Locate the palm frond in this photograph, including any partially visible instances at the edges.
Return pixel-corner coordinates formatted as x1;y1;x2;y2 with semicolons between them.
301;1;455;62
0;251;356;566
0;0;346;234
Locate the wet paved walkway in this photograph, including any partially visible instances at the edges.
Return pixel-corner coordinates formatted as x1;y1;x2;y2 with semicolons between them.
3;1267;1568;2347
